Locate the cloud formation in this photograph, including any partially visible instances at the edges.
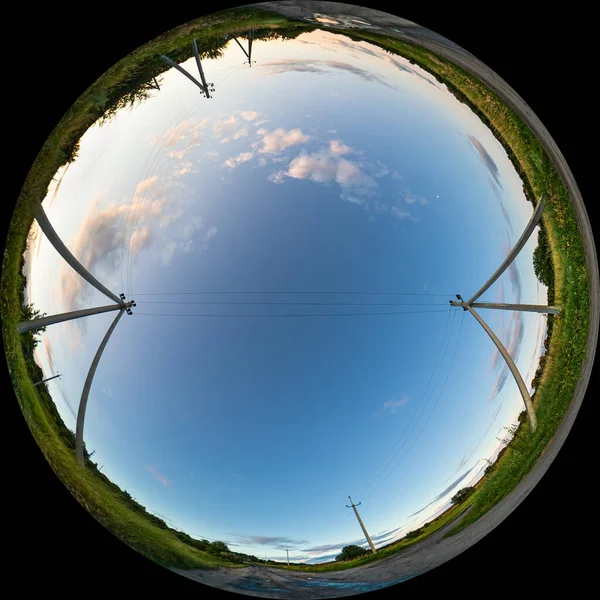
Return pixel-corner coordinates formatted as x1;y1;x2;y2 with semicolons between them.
60;188;166;311
374;395;410;416
224;151;255;169
258;128;311;154
469;136;502;189
146;465;173;487
259;59;397;91
154;117;209;160
233;535;309;551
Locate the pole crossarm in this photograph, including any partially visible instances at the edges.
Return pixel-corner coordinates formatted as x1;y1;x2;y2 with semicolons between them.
463;304;537;433
16;303;128;334
76;308;126;466
33;203;123;305
451;301;560;315
467;195;547;305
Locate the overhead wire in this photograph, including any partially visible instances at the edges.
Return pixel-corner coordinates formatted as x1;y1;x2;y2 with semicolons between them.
133;308;451;318
361;309;466;504
132;291;454;297
121;97;199;297
136;300;449;306
351;307;455;502
127;102;199;296
119;102;190;294
310;307;456;540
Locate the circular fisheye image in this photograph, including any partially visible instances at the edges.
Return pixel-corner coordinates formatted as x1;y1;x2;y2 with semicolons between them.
3;2;597;598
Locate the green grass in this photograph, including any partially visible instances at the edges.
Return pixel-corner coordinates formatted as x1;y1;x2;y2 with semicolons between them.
271;498;476;572
322;29;590;536
2;13;592;572
1;6;312;572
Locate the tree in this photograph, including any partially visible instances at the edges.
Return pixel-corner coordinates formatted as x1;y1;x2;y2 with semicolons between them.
335;545;369;561
451;486;475;505
405;527;425;540
209;540;229;554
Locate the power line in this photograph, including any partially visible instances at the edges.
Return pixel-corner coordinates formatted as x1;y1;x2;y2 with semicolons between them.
133;291;454;297
133;308;451;318
310;308;453;541
352;308;455;501
122;99;198;296
136;300;449;306
361;309;465;504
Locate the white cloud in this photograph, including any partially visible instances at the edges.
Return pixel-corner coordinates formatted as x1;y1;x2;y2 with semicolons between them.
268;170;287;183
213;116;239;133
156;117;209;159
224;152;254;169
220;137;230;144
129;226;152;256
286;152;377;196
205;225;217;240
146;465;173;487
258;128;311;154
162;241;177;265
240;110;259;121
233;128;249;140
391;206;417;220
329;139;352;155
403;191;428;205
375;395;410;416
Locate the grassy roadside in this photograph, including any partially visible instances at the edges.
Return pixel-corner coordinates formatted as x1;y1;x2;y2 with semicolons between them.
1;6;312;573
270;497;476;573
1;11;591;573
325;28;590;536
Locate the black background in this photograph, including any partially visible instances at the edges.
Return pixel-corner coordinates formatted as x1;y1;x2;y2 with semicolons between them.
3;2;597;597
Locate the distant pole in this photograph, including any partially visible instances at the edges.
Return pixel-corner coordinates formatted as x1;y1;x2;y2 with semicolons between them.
32;373;61;386
346;496;376;554
286;549;289;565
76;308;127;467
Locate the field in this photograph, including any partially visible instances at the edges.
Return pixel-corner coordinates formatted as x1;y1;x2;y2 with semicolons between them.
270;497;476;573
1;6;313;573
324;28;590;538
1;7;591;573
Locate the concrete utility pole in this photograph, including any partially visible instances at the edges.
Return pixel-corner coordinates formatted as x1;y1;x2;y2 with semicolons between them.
32;373;61;386
17;303;131;334
32;203;123;305
450;195;557;434
346;496;376;554
76;307;127;467
19;203;136;470
160;39;215;98
231;29;255;66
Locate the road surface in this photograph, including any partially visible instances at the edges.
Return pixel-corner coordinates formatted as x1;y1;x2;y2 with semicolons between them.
173;3;598;597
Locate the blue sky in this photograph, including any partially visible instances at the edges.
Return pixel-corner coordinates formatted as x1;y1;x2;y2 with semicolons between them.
24;29;548;563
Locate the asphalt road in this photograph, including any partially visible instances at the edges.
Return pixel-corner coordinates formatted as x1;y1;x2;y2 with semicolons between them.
172;506;474;598
172;3;599;597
